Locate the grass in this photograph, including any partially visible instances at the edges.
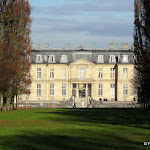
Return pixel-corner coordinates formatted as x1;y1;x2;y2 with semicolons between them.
0;108;150;150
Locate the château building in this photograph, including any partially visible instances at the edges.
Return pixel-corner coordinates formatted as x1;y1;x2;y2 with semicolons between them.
17;43;137;108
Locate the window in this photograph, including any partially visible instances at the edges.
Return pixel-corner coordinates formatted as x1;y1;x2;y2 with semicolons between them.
98;84;103;96
61;55;67;63
110;84;115;96
36;55;42;63
123;55;128;63
73;84;76;89
97;55;104;63
79;68;85;79
123;68;128;79
37;68;41;78
49;55;55;63
62;83;66;96
37;84;41;96
62;68;66;79
110;68;115;78
43;55;47;63
50;68;54;78
109;55;116;63
123;84;128;96
98;68;103;78
50;83;54;95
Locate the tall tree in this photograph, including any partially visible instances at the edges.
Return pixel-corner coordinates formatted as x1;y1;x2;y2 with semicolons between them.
0;0;32;109
134;0;150;109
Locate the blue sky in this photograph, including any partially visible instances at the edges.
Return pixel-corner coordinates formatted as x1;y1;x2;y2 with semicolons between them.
28;0;134;49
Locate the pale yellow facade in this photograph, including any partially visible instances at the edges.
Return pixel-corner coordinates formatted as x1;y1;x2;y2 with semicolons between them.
20;58;135;107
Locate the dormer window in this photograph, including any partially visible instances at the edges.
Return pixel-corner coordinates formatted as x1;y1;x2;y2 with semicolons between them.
36;55;42;63
43;55;47;63
109;55;116;63
49;55;55;63
97;55;104;63
123;55;129;63
61;55;67;63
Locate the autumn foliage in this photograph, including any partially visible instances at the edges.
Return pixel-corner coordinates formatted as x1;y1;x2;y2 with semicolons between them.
0;0;32;106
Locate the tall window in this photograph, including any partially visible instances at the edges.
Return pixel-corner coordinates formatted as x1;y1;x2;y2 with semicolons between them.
109;55;116;63
79;68;85;79
97;55;104;63
50;83;54;95
62;68;66;79
49;55;55;63
36;55;42;63
62;83;66;96
123;68;128;79
61;55;67;63
98;84;103;96
110;84;115;96
123;84;128;96
50;68;54;78
37;68;41;78
37;84;41;96
98;68;103;78
110;68;115;78
123;55;128;63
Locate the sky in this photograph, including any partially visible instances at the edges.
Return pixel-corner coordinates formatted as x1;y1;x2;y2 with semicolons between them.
28;0;134;49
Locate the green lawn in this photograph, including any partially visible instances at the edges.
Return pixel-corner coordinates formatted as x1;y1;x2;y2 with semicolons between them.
0;108;150;150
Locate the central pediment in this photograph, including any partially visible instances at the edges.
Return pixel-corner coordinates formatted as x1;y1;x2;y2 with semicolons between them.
70;58;95;65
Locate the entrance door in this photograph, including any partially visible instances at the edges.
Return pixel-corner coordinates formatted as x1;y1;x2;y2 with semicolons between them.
79;89;86;98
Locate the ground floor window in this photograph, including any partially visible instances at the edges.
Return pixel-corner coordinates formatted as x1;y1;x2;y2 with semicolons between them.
110;84;115;96
50;83;54;95
62;83;66;96
37;84;41;96
123;84;128;96
98;84;103;96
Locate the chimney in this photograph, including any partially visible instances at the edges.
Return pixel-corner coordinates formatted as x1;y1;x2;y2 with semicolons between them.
131;44;134;50
123;43;129;50
46;43;49;48
94;43;96;49
38;44;40;49
109;43;114;49
116;43;119;49
68;43;70;48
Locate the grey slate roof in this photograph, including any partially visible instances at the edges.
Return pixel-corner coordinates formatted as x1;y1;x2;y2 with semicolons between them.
31;47;134;64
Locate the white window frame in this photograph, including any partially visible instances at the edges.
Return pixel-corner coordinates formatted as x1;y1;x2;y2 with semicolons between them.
79;68;85;79
110;68;115;79
123;55;129;63
110;84;115;96
98;68;103;79
50;68;54;78
36;55;42;63
123;68;128;79
62;68;66;79
62;83;66;96
123;84;128;96
37;84;41;96
98;84;103;96
97;55;104;63
50;83;54;96
43;55;47;63
37;68;41;79
49;55;55;63
61;55;67;63
109;55;116;63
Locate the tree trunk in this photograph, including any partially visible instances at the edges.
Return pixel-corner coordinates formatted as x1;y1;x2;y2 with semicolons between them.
16;95;18;108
